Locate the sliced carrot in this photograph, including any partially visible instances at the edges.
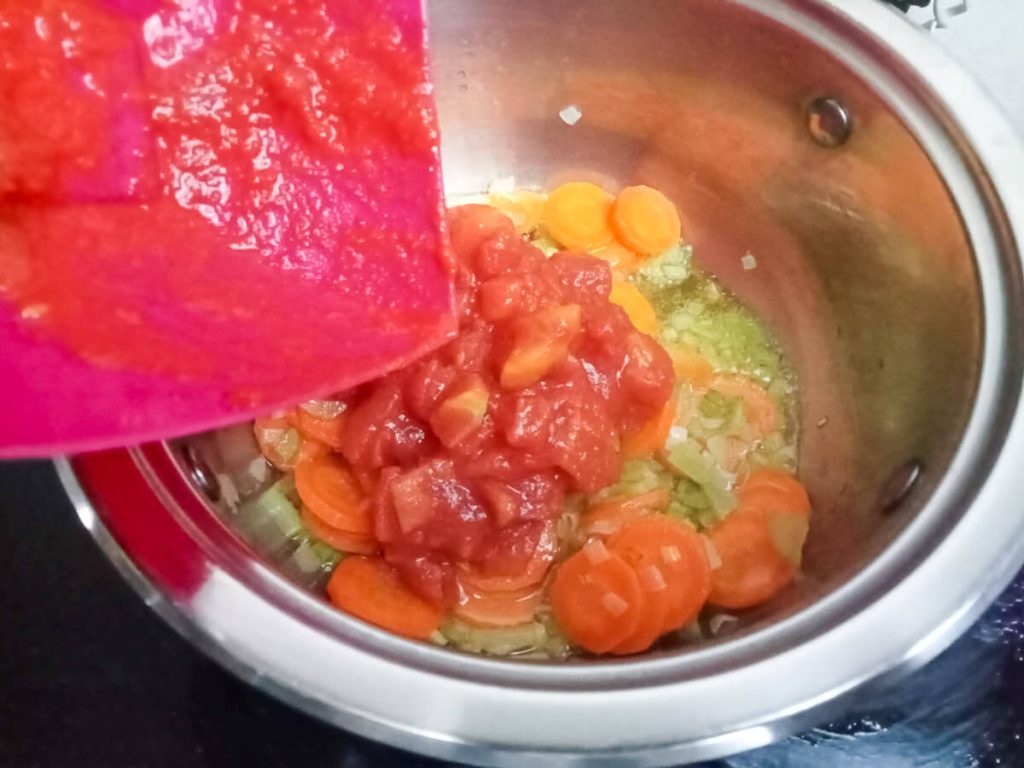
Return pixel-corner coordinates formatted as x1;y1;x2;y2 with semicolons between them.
297;437;330;463
458;523;556;593
739;469;811;517
709;374;780;436
289;407;347;451
295;454;373;536
500;303;582;389
707;506;796;610
611;185;682;255
544;181;615;251
670;347;714;390
550;547;644;654
592;241;641;274
327;556;444;640
254;415;302;470
609;281;658;336
454;582;545;627
622;396;677;459
581;488;671;537
608;516;711;641
300;505;378;555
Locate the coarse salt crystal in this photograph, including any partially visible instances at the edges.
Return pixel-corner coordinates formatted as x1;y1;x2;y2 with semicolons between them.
602;591;629;617
587;519;621;536
583;538;610;565
661;545;682;563
701;535;722;570
708;613;738;636
666;425;689;448
640;564;667;592
559;104;583;126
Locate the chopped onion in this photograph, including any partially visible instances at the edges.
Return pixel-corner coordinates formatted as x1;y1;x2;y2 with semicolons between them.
661;544;682;564
262;427;285;443
601;591;629;617
216;472;240;510
299;399;347;419
700;535;722;570
639;564;667;592
741;252;758;271
583;538;610;565
708;613;738;636
248;457;268;483
587;519;621;536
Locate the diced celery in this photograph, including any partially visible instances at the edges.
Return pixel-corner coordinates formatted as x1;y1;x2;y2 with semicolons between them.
594;460;672;502
666;443;716;484
441;619;548;656
530;231;561;257
703;481;736;519
638;243;693;288
279;536;342;589
234;476;304;557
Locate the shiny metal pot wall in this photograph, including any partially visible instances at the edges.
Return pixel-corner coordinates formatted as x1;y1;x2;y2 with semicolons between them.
60;1;1024;765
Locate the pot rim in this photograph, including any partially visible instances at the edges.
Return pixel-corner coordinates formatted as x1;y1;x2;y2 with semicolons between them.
58;1;1024;765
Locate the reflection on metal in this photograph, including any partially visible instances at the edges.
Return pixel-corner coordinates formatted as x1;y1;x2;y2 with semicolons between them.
181;443;221;502
880;460;924;516
807;97;852;148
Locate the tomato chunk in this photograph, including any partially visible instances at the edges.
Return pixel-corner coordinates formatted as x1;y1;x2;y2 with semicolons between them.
336;204;674;606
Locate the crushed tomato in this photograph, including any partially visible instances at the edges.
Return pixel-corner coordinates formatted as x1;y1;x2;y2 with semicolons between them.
338;205;675;605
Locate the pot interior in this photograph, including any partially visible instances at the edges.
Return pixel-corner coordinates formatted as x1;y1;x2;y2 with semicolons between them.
175;0;981;654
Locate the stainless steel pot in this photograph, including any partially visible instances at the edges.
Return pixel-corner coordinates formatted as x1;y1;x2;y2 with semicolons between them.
59;0;1024;764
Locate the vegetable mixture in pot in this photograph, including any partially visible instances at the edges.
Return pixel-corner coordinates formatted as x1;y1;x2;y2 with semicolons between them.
240;181;807;658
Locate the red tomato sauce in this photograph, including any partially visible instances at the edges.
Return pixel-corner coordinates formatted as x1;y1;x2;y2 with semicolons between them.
339;206;675;605
0;0;450;403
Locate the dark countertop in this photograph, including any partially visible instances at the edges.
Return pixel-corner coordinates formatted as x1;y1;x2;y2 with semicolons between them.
2;460;1024;767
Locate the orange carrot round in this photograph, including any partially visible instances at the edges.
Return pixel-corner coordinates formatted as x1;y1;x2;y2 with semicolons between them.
608;516;711;639
709;374;780;436
707;471;810;611
289;406;347;451
611;185;682;255
592;241;641;274
544;182;615;251
581;488;671;537
327;556;444;640
300;506;378;555
609;281;659;336
739;469;811;517
550;546;644;654
707;507;795;610
254;415;302;470
670;348;714;390
621;396;677;459
295;454;373;536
